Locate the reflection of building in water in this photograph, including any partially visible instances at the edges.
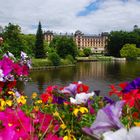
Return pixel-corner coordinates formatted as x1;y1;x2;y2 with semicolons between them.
76;62;107;79
44;30;108;53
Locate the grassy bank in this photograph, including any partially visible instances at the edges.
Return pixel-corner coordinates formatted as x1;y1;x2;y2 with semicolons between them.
76;55;114;61
32;58;75;68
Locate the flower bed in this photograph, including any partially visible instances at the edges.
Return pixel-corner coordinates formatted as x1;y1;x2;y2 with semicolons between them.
0;52;140;140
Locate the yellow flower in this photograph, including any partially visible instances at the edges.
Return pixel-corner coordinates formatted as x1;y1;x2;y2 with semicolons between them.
73;107;88;116
60;123;66;130
31;92;37;99
0;99;6;111
73;108;79;116
35;100;42;104
48;97;53;103
17;96;26;104
34;106;39;112
79;107;88;114
53;111;59;117
8;91;15;96
6;100;12;106
63;136;69;140
134;122;140;127
63;135;76;140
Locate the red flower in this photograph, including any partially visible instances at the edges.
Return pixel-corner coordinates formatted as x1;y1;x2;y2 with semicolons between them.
22;65;29;76
77;83;89;93
13;63;22;76
41;93;51;103
0;81;4;88
132;112;139;119
109;84;121;96
135;99;140;114
118;82;128;89
45;85;57;94
122;89;140;107
7;80;16;89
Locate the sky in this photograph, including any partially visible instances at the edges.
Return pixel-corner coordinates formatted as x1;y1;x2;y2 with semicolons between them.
1;0;140;34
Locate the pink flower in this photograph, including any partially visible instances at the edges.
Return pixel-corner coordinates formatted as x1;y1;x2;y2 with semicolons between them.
22;65;29;76
37;111;54;132
45;133;63;140
0;108;34;140
0;57;13;76
13;63;22;76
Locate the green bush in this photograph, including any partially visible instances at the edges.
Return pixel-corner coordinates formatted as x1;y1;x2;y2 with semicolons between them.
120;44;140;60
48;52;60;66
65;55;75;64
60;59;71;65
78;50;85;57
83;48;92;57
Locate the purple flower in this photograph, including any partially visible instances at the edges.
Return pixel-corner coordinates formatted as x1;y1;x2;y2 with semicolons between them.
123;77;140;93
61;83;77;96
82;101;125;138
103;96;115;104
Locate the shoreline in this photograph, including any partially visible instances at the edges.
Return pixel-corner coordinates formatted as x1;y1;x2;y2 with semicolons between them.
31;64;75;70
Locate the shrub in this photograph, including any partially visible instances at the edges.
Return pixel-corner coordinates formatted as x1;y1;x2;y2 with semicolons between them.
65;55;75;64
120;44;140;60
48;52;60;66
78;50;85;57
83;48;92;57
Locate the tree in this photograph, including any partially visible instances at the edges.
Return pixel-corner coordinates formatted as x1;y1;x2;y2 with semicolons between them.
106;30;140;57
3;23;24;57
106;31;127;57
49;36;77;59
35;22;45;58
0;26;3;36
83;48;92;57
120;44;140;59
21;34;36;57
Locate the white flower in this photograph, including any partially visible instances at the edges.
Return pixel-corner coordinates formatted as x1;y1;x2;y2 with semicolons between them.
3;51;15;59
103;127;140;140
0;69;4;81
21;51;28;59
70;92;94;104
15;91;21;98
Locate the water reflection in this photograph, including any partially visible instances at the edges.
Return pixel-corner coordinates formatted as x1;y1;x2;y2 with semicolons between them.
22;61;140;96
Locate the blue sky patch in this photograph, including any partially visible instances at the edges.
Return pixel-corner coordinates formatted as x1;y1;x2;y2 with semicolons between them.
77;0;101;16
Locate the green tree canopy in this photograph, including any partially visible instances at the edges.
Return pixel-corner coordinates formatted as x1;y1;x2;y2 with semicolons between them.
35;22;45;58
106;30;140;57
3;23;24;57
20;34;36;57
49;36;77;59
120;44;140;59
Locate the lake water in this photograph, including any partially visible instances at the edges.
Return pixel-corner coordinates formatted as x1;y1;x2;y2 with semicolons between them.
19;61;140;97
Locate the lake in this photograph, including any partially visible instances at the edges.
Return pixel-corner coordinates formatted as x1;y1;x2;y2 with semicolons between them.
19;61;140;97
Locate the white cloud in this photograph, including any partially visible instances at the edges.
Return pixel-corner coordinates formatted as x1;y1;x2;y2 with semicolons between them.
0;0;140;34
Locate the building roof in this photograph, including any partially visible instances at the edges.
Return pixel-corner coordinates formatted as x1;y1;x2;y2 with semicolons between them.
44;30;53;35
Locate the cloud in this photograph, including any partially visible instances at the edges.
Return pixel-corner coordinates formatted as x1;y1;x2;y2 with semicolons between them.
0;0;140;34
